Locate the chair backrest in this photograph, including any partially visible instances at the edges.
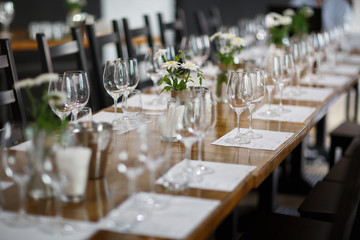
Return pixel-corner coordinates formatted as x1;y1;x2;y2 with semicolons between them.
36;27;101;111
122;15;153;61
329;138;360;240
194;6;222;36
157;8;187;50
0;38;26;127
85;20;124;108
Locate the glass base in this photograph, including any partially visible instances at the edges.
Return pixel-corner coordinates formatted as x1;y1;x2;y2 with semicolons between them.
225;135;250;145
2;214;34;228
245;131;263;139
193;163;214;175
259;108;280;117
39;220;74;235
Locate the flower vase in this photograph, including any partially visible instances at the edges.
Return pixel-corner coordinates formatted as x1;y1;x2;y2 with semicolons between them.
26;128;55;200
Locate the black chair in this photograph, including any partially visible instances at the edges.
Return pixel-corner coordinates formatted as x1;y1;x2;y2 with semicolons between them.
157;9;187;50
122;15;154;90
0;38;26;128
86;20;124;108
194;6;222;36
36;27;101;111
240;139;360;240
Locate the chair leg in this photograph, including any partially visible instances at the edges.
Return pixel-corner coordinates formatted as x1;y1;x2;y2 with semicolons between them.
328;139;336;168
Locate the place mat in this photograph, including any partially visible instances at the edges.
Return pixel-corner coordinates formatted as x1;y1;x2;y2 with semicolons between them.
321;64;359;76
157;160;256;192
253;104;316;123
212;128;293;150
275;86;333;102
103;192;220;240
0;211;99;240
311;75;351;87
0;181;13;190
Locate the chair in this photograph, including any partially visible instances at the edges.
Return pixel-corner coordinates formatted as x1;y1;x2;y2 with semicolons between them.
122;15;154;90
240;139;360;240
85;20;124;108
157;9;187;50
194;6;222;36
36;27;101;111
0;38;26;127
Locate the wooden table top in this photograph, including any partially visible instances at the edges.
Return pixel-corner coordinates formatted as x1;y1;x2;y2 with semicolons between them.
1;67;359;240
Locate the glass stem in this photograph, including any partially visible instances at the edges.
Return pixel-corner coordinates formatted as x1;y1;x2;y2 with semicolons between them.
18;179;26;219
54;188;62;222
149;167;156;193
127;175;136;198
296;67;301;88
236;112;241;137
268;89;273;110
197;137;203;163
72;109;79;121
114;97;117;115
248;106;254;133
279;84;284;112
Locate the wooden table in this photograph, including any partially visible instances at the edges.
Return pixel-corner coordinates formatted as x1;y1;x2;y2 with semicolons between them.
1;67;359;240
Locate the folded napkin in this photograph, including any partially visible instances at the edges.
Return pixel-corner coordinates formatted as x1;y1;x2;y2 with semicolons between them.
308;75;351;87
157;160;256;192
253;104;316;123
102;192;220;239
275;86;334;102
321;64;359;76
212;128;293;150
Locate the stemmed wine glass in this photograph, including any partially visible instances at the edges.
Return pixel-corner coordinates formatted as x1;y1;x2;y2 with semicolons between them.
225;71;253;145
187;86;217;175
63;71;90;121
245;69;265;139
145;47;164;94
114;129;147;229
186;35;211;67
0;2;14;37
291;41;307;95
103;59;128;124
122;58;140;119
1;123;33;228
260;72;279;117
48;75;75;122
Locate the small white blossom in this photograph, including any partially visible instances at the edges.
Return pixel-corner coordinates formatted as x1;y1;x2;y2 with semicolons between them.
220;33;236;40
283;8;295;16
265;12;292;28
230;37;246;48
48;91;67;106
14;73;59;89
154;48;167;59
280;16;292;25
162;61;180;71
181;62;199;71
210;31;222;41
304;7;314;17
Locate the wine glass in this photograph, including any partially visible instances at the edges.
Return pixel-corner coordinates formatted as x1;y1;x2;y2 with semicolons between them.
0;2;14;37
145;47;164;94
187;86;217;175
291;41;307;95
113;129;147;228
103;59;128;124
186;35;211;67
225;71;253;145
48;75;74;122
124;58;139;96
1;123;33;228
260;71;279;117
63;71;90;121
245;69;265;139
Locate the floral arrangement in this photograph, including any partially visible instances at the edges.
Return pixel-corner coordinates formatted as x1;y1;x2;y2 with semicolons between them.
155;49;204;92
283;6;314;36
65;0;87;11
14;73;66;132
265;12;292;46
210;32;246;68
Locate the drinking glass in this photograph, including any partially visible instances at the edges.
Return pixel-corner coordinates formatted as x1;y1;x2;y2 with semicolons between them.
260;72;279;117
0;2;14;37
187;86;217;175
70;107;92;122
114;129;148;226
122;89;142;128
291;41;307;95
225;71;253;145
186;35;211;67
1;123;33;228
48;75;74;122
103;59;128;124
63;71;90;121
145;47;164;94
245;69;265;139
124;58;139;97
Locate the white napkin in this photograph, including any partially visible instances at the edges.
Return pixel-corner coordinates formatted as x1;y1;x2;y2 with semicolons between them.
212;128;293;150
103;192;220;239
0;211;99;240
310;75;351;87
321;64;359;76
253;105;316;123
56;147;92;197
275;86;334;102
157;160;256;192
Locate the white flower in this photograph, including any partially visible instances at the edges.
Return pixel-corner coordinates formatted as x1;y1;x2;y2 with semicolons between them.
181;62;199;71
230;37;246;48
48;91;67;106
162;61;180;71
220;33;236;40
304;7;314;17
14;73;59;89
210;31;222;41
265;12;282;28
283;8;295;16
280;16;292;25
154;48;167;59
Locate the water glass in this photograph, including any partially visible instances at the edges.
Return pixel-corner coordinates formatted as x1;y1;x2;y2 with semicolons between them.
71;107;92;122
